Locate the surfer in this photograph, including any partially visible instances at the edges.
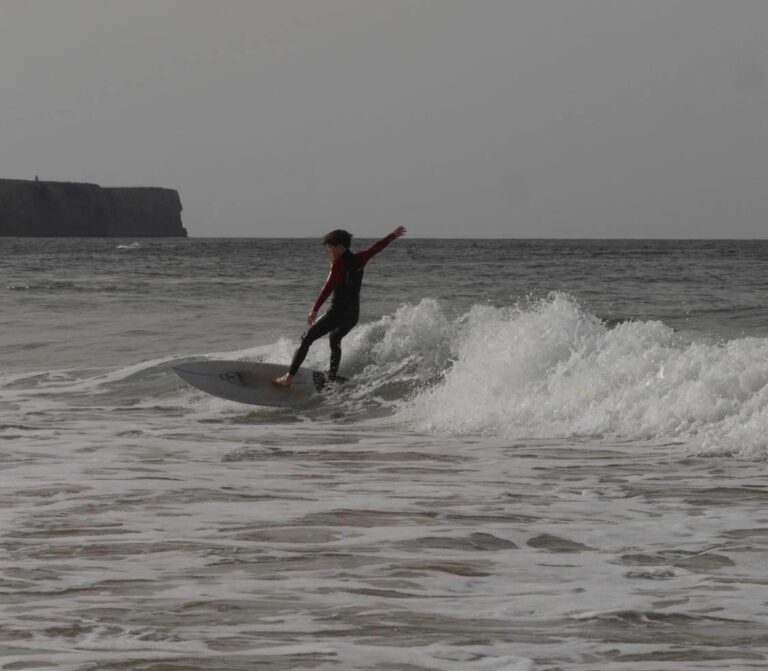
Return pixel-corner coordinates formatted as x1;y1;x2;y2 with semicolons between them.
273;226;407;387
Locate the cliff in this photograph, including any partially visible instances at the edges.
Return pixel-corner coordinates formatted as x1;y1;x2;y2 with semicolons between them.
0;179;187;237
101;187;186;237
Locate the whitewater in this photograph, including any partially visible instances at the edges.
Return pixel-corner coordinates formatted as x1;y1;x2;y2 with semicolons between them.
2;238;768;670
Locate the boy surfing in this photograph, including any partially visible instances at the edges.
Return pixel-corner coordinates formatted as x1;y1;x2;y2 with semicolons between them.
273;226;406;388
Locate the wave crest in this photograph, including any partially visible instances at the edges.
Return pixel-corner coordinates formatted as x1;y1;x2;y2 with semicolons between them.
392;294;768;457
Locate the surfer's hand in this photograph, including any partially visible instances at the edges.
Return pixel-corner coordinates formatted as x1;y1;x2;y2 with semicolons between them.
391;226;407;238
307;311;317;326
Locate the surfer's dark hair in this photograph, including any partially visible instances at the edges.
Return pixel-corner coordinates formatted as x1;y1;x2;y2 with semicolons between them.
322;229;352;248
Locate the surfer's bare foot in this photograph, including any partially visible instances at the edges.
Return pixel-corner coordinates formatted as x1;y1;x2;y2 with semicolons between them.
272;373;293;388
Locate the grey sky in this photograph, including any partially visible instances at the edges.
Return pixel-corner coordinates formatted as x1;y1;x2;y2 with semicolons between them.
1;0;766;238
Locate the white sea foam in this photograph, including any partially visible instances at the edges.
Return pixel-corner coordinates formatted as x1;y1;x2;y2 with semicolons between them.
389;294;768;458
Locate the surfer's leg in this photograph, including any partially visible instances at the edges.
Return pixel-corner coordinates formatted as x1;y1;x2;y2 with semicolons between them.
328;316;358;380
287;314;337;377
274;318;334;387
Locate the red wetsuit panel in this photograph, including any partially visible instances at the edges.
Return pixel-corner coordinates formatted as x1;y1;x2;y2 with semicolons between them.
311;233;396;313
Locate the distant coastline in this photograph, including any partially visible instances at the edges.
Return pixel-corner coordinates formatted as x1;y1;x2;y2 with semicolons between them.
0;179;187;237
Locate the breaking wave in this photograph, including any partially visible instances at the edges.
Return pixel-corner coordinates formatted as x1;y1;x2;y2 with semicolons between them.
388;294;768;458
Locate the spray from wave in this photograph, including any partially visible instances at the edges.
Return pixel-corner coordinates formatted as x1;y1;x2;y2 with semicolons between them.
386;294;768;458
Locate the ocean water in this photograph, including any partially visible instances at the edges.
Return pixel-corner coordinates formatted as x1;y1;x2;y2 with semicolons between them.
2;237;768;670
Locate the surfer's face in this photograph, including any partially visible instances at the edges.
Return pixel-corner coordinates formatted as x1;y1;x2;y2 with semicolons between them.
325;243;346;259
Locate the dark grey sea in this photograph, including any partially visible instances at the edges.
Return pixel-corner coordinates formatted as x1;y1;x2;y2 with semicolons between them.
2;238;768;670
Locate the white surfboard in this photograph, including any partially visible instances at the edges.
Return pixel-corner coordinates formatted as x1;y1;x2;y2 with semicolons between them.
173;360;345;407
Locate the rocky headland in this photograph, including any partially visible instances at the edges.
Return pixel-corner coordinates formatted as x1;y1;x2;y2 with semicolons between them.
0;179;187;237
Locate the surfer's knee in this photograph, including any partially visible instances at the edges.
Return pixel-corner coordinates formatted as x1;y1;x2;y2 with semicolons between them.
300;330;317;347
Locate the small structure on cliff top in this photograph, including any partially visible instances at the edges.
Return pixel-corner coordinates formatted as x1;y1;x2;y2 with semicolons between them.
0;179;187;237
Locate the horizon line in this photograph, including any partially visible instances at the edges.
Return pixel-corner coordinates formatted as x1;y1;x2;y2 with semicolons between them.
183;235;768;241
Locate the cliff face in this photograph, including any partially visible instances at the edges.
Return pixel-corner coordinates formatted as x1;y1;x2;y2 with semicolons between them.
102;187;186;237
0;179;187;237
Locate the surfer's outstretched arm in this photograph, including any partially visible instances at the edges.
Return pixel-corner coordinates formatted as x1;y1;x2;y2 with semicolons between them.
357;226;407;265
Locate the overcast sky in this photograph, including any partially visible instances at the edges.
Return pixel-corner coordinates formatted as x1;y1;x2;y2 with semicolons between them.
1;1;766;238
